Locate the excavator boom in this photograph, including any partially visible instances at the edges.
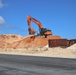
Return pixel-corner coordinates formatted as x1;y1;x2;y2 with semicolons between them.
27;15;42;29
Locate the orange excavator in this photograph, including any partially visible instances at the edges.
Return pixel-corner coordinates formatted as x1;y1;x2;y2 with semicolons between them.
27;15;52;38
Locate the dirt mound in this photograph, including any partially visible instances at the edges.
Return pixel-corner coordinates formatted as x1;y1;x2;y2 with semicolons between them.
11;35;61;48
0;34;61;48
0;34;23;48
0;34;23;43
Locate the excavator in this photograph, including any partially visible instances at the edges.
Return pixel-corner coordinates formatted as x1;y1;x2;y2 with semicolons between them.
27;15;52;38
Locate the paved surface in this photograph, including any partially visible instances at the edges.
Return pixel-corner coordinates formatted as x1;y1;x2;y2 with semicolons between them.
0;54;76;75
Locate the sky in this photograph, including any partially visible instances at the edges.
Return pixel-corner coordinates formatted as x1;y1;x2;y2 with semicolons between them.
0;0;76;39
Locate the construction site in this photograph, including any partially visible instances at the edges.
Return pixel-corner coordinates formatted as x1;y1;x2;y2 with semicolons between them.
0;15;76;58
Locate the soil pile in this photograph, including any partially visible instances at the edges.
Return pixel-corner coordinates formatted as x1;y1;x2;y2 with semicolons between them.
0;34;61;48
11;35;61;48
0;34;22;43
0;34;23;48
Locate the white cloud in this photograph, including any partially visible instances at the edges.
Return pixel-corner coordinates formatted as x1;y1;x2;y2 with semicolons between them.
0;16;5;24
0;0;4;8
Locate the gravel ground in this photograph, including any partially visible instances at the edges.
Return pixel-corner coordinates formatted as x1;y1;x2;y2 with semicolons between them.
0;46;76;58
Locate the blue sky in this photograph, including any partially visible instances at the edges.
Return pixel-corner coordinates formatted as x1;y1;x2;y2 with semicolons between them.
0;0;76;39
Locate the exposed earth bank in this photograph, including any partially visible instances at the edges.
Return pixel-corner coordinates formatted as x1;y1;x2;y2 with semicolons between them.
0;34;76;58
0;34;61;48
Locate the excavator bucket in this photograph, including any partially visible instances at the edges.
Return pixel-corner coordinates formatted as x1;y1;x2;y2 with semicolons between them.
28;28;36;35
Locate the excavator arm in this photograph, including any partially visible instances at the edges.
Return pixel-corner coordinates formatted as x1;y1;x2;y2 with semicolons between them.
27;16;36;35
